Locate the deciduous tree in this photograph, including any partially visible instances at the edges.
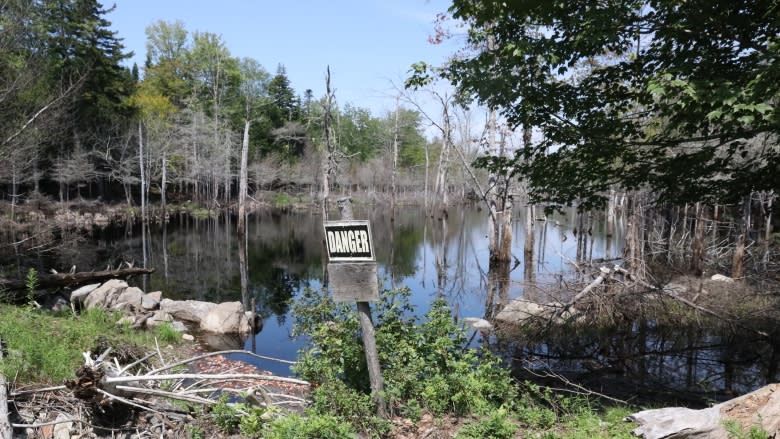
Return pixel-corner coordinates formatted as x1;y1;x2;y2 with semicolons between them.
438;0;780;208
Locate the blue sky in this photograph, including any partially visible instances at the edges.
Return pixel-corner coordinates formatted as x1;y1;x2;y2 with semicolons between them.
107;0;461;117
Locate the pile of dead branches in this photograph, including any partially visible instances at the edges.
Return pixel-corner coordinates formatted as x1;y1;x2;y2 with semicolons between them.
3;348;309;437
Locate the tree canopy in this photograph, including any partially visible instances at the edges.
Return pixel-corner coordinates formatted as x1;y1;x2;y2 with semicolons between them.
439;0;780;208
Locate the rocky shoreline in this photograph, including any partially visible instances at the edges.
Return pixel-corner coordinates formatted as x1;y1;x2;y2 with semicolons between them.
68;279;259;342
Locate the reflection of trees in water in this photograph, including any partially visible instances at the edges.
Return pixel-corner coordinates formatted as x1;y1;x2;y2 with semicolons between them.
504;317;778;404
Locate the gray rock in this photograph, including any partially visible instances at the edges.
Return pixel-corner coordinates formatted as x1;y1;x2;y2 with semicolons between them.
146;311;173;327
44;295;71;313
69;283;100;304
141;291;163;310
114;286;144;310
112;302;133;313
160;299;216;323
117;316;135;326
170;321;188;333
463;317;493;331
52;413;72;439
710;274;735;283
84;279;128;309
200;301;250;334
495;300;549;323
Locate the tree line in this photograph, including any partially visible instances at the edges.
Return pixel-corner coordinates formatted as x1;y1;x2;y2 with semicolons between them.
0;1;453;214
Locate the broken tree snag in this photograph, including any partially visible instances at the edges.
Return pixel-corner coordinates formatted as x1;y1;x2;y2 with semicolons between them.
0;267;154;292
630;383;780;439
1;374;11;439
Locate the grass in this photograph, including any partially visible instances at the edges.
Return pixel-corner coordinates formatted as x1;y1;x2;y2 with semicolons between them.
0;305;178;383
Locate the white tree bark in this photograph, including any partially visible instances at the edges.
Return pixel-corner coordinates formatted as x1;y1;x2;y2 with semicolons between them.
138;122;146;219
238;119;250;237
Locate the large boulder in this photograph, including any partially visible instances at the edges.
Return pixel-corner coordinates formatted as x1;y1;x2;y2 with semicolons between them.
146;311;173;328
113;286;144;311
495;300;553;323
70;283;100;305
200;301;250;334
83;279;128;309
141;291;162;310
160;299;216;323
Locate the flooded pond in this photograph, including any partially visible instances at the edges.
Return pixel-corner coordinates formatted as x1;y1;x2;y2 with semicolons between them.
3;204;778;404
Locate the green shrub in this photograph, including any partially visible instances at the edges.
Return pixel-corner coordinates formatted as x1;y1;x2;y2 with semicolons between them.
210;394;273;437
25;267;38;307
456;408;518;439
266;413;356;439
212;395;241;434
292;286;516;435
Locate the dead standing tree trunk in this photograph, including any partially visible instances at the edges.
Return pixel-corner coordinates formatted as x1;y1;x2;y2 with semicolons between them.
732;194;751;279
238;116;250;239
320;67;338;286
321;67;336;218
624;192;641;274
390;96;400;223
691;202;706;276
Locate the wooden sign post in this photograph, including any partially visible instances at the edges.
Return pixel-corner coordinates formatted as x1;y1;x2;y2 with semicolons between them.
324;197;386;418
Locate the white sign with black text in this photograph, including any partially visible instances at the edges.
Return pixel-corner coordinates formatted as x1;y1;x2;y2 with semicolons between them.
324;220;375;262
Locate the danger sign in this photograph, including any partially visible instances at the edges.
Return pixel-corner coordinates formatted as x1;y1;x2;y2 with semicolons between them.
324;220;374;262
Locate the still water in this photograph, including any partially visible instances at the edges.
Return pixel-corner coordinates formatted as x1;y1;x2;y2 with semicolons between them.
6;205;778;403
77;206;622;372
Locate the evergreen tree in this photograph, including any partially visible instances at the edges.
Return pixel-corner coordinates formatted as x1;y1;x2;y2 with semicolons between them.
268;64;300;125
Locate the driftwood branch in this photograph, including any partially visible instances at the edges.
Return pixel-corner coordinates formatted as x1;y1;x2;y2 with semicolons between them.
0;267;154;292
105;373;309;386
563;266;612;310
630;383;780;438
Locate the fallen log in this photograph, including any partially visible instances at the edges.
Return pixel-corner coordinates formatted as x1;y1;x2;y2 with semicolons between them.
0;267;154;292
629;383;780;438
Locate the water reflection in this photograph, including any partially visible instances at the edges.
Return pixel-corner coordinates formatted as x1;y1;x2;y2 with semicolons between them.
87;206;621;370
504;317;779;406
5;205;777;401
